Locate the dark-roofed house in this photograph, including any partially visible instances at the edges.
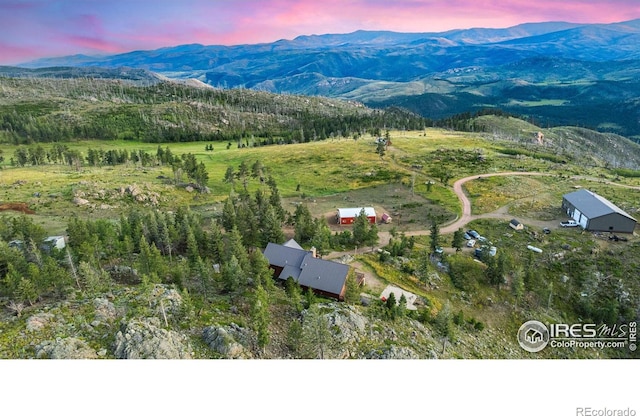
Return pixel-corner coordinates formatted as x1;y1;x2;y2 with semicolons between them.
562;189;637;233
263;239;350;301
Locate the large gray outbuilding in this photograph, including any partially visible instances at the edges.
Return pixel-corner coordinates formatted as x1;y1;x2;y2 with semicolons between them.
561;189;637;233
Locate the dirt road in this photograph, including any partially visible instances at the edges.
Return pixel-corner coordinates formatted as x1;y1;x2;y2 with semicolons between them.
326;171;639;259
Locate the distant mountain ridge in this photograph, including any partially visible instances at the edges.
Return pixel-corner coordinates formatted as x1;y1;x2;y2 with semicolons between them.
14;19;640;138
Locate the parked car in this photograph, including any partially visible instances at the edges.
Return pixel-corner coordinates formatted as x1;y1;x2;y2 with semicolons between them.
435;246;444;254
466;239;476;248
477;236;488;243
468;230;480;239
560;220;579;227
489;246;497;257
463;232;472;240
543;228;551;234
609;235;629;242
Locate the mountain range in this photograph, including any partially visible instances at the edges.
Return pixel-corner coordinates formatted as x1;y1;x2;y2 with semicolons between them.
13;19;640;139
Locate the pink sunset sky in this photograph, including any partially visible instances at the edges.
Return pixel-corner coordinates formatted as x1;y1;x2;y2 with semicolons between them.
1;0;640;65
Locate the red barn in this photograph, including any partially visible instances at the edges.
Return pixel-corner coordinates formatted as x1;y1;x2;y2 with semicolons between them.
336;207;376;225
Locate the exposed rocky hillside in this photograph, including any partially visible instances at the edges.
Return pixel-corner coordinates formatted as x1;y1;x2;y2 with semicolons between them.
0;283;615;359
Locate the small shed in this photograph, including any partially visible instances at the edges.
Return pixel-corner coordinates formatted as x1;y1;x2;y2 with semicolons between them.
381;213;392;224
336;207;376;225
509;219;524;231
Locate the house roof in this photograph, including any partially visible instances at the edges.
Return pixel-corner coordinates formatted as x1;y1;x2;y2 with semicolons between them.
337;207;376;218
263;240;349;297
563;189;636;222
282;238;303;250
263;243;308;270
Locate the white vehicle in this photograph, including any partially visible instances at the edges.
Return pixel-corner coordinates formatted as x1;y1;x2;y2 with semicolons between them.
560;220;579;227
489;246;497;257
466;239;476;248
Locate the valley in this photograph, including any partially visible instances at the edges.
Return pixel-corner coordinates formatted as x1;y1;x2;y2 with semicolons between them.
1;21;640;359
0;116;638;359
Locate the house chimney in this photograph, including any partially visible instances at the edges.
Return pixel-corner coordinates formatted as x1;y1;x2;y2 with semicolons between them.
310;246;317;258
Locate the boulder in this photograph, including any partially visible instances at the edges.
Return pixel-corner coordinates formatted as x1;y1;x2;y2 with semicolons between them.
93;298;117;323
36;337;98;359
319;304;367;345
26;312;55;332
113;318;193;359
202;324;251;359
148;285;183;319
73;197;89;206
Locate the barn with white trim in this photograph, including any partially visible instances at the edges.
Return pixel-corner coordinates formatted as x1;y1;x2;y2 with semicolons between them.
561;189;637;233
336;207;376;225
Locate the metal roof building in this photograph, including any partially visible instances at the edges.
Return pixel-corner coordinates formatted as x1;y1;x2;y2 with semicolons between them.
263;240;350;300
561;189;637;233
336;207;376;225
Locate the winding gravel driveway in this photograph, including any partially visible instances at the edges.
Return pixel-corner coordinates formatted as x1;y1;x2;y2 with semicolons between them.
326;171;639;258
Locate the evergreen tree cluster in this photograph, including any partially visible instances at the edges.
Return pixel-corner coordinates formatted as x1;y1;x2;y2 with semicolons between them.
0;77;429;145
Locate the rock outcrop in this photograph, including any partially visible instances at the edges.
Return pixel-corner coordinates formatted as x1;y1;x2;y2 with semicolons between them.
26;312;55;332
202;324;252;359
113;318;193;359
36;337;98;359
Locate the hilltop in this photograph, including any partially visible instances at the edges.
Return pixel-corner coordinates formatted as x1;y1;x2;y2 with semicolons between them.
16;19;640;138
0;75;424;144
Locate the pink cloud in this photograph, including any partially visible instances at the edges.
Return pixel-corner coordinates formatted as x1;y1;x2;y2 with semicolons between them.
1;0;640;64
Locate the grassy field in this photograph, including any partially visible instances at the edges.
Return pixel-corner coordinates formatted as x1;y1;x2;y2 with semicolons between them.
1;128;638;236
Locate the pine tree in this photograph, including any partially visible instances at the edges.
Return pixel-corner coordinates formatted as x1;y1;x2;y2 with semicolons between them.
300;304;333;359
452;228;464;252
17;277;38;306
223;166;235;186
286;320;303;357
398;293;407;317
285;277;304;314
236;200;260;248
185;227;200;267
267;176;286;223
511;269;525;307
249;250;275;290
414;248;430;287
251;159;264;179
385;291;398;320
251;284;271;354
310;219;332;256
344;272;360;304
221;196;237;232
225;225;250;274
366;222;379;251
294;204;315;243
435;301;455;349
429;217;440;254
261;205;285;246
208;221;225;265
222;255;243;294
352;208;369;246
